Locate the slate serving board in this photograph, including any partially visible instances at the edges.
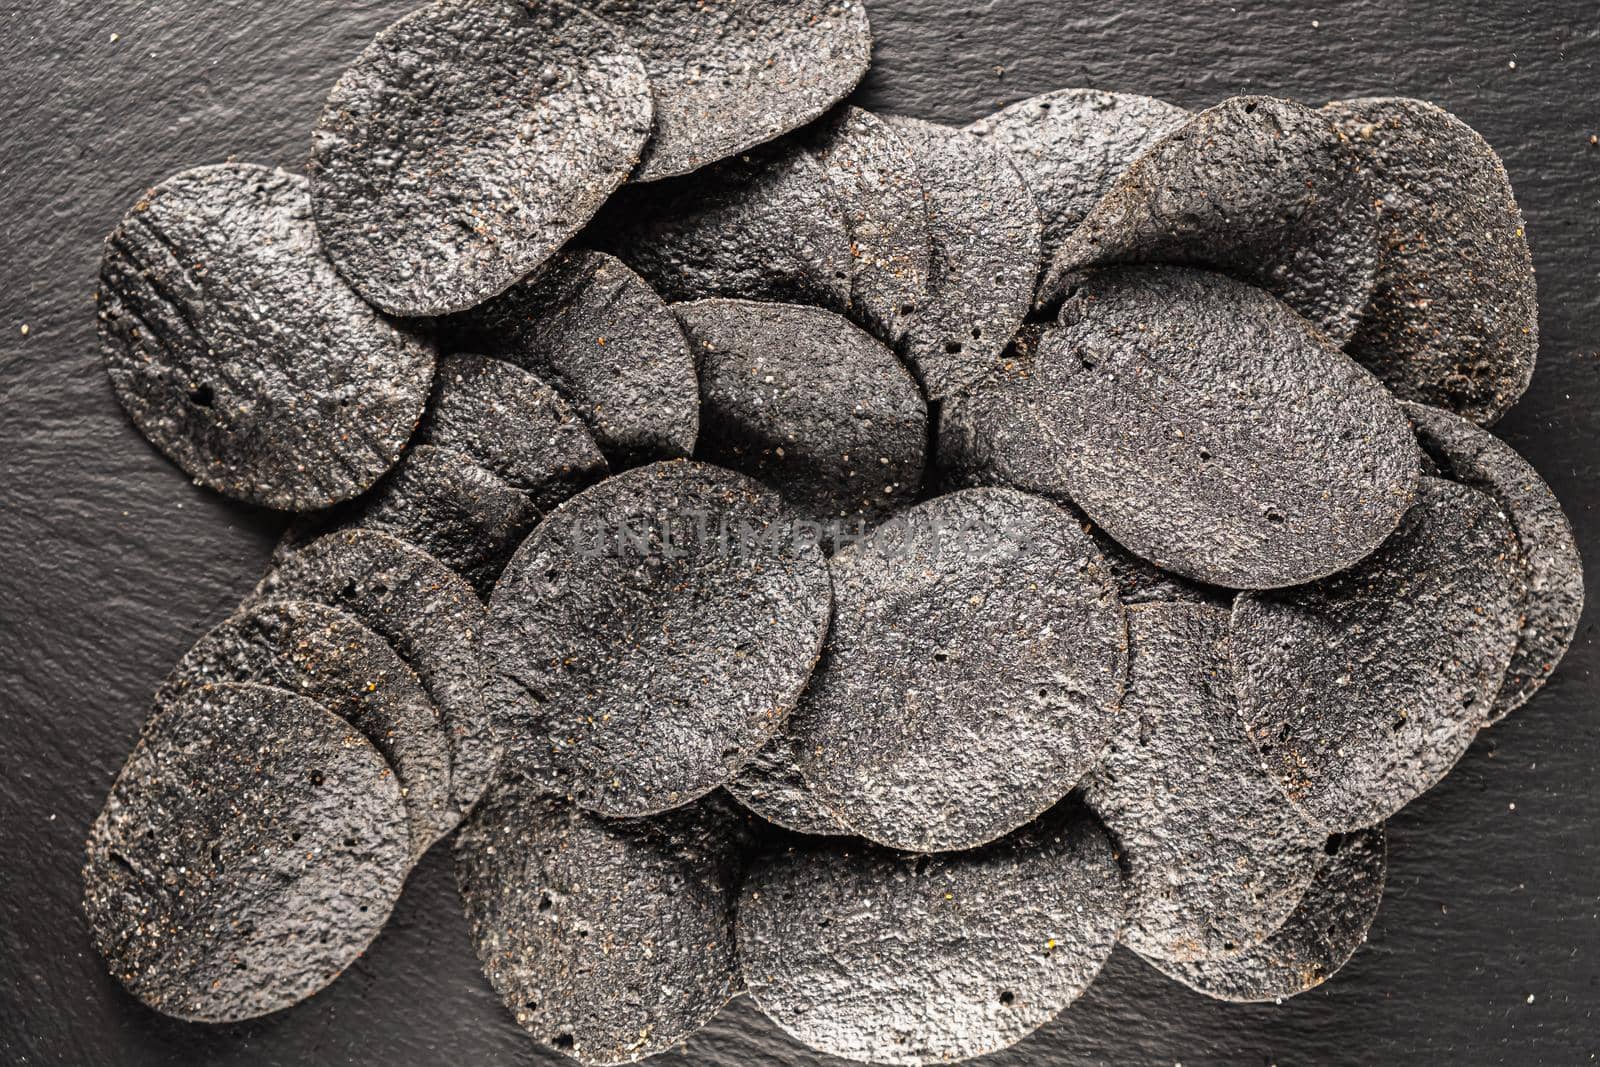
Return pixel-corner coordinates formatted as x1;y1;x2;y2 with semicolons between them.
2;1;1595;1063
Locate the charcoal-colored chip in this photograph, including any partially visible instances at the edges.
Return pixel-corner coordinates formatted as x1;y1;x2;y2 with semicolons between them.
1040;96;1378;346
781;488;1127;852
1145;825;1388;1002
1082;602;1323;963
965;88;1189;286
450;250;698;464
97;163;434;511
586;139;853;311
807;106;932;344
882;116;1041;400
725;723;851;838
82;683;409;1022
738;806;1125;1065
255;529;495;820
1036;265;1420;589
585;0;871;182
419;354;609;502
157;600;454;861
1232;478;1524;831
455;779;746;1065
1325;98;1537;424
484;460;832;816
673;298;929;545
1403;402;1583;719
354;445;542;599
308;0;653;316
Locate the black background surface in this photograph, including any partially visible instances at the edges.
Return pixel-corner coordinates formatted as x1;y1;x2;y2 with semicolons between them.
2;1;1596;1063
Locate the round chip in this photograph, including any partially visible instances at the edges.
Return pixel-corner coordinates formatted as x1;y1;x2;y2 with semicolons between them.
584;0;871;182
726;724;851;837
934;323;1066;497
1403;402;1583;719
483;460;832;816
1035;265;1420;589
82;683;409;1023
356;445;542;599
255;528;495;820
807;106;932;344
1040;96;1379;346
158;601;454;861
307;0;653;316
450;251;697;464
1145;825;1388;1002
586;139;853;311
1081;602;1323;963
455;779;745;1065
96;163;434;511
882;115;1040;400
1325;98;1537;424
965;88;1189;286
786;488;1128;852
738;807;1125;1065
1232;477;1525;831
419;354;609;504
673;298;929;545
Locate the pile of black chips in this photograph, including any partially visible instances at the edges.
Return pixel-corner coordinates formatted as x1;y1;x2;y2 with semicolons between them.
82;1;1583;1064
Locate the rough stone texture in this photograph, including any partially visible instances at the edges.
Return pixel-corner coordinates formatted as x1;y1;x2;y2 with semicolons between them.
1041;95;1379;346
807;106;932;345
448;251;698;466
1145;826;1389;1003
1325;97;1538;424
418;354;608;505
674;298;928;544
585;140;854;312
1232;478;1526;832
454;779;745;1065
253;529;495;821
585;0;872;182
156;600;454;861
738;806;1125;1065
1036;265;1420;589
1082;603;1323;963
483;461;832;817
784;489;1128;852
965;88;1190;288
1403;402;1584;720
97;163;434;511
81;683;409;1023
882;115;1041;400
307;0;653;316
6;1;1596;1063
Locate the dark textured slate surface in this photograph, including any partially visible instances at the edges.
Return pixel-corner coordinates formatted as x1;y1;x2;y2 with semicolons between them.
0;1;1594;1064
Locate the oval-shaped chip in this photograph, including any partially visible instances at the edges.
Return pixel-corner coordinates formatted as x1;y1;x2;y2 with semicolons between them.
1232;478;1524;831
673;298;928;546
254;528;494;822
83;683;409;1022
738;806;1125;1065
1082;602;1323;963
97;163;434;511
308;0;653;316
455;779;746;1065
1325;98;1537;424
586;0;872;182
882;116;1041;400
158;600;454;861
966;88;1189;289
484;460;832;816
449;251;697;464
1041;96;1378;346
1036;265;1419;589
785;488;1127;852
1145;826;1388;1002
1403;402;1582;720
